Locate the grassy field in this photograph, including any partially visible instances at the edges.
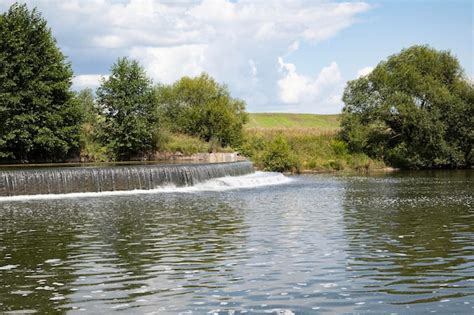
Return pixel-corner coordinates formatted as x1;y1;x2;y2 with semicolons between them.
241;112;384;173
246;113;340;131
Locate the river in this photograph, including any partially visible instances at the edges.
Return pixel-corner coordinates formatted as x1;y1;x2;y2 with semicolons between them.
0;170;472;314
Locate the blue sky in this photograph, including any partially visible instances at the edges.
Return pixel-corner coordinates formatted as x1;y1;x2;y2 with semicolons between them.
288;0;473;81
1;0;472;114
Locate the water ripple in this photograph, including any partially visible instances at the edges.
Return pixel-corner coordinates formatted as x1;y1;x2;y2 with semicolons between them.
0;170;473;314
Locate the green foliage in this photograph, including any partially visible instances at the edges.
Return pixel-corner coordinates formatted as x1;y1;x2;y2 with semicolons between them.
0;3;82;162
73;89;109;162
158;131;209;155
340;45;473;169
260;134;299;172
79;139;109;162
241;128;384;173
75;88;97;126
96;57;159;160
156;73;248;147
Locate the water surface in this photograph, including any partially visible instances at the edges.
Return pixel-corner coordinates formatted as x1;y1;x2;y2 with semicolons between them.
0;170;473;314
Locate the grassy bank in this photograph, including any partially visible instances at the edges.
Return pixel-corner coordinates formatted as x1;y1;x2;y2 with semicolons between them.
80;131;232;162
241;114;385;173
79;112;385;173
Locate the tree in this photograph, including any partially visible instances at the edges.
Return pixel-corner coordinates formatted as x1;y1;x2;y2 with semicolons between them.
0;3;82;162
340;45;473;169
73;89;108;162
75;89;97;126
96;57;158;160
155;73;248;147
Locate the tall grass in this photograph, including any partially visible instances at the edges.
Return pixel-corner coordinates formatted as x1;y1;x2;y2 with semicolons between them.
158;132;209;155
239;128;385;173
157;131;234;155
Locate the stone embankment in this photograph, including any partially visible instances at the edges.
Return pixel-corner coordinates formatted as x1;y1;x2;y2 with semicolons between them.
153;152;246;163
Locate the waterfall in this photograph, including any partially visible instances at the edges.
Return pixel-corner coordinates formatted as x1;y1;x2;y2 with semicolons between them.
0;161;254;196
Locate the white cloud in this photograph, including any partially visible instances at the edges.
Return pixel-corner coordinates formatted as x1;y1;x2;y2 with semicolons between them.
248;59;258;83
92;35;125;49
130;45;208;84
72;74;106;90
277;58;343;113
0;0;371;112
357;66;374;78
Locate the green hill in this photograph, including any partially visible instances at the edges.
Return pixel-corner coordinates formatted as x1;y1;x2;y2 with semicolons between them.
246;113;340;130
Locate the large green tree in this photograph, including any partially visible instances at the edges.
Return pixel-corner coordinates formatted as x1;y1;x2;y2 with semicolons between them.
156;73;248;147
97;57;158;160
0;3;82;162
340;45;473;169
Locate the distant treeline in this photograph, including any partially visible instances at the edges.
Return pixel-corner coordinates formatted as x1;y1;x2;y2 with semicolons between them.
0;3;247;163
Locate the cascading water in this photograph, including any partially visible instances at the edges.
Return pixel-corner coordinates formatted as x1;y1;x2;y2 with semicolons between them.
0;161;254;196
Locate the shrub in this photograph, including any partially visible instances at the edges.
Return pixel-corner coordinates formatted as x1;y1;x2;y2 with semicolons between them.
261;135;299;173
160;133;208;155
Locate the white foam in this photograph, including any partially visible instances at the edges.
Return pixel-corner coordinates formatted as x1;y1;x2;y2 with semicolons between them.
162;171;292;192
0;172;291;202
0;264;18;270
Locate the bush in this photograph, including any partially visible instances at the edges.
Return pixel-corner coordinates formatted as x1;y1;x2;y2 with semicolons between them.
159;133;208;155
261;135;299;173
240;128;383;172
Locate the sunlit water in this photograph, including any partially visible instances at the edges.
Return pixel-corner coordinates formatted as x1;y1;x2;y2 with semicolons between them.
0;170;472;314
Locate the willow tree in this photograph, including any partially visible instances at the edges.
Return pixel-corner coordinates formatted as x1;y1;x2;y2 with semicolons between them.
0;3;82;162
340;45;473;169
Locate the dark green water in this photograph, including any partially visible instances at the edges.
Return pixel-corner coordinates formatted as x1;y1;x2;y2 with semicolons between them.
0;170;472;314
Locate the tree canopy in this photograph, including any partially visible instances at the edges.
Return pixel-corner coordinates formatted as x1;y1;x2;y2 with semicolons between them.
340;45;473;169
156;73;248;147
96;57;158;160
0;3;82;162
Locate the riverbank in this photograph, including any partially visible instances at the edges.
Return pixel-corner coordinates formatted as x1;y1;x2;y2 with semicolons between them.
240;113;386;173
1;113;386;173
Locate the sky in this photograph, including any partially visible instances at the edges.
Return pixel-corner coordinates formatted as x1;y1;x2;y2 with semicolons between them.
1;0;472;114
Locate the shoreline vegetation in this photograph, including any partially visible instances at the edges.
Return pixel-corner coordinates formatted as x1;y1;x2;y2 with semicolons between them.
1;4;472;173
240;113;387;173
2;112;390;174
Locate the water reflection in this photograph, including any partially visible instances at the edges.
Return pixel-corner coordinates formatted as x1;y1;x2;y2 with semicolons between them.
342;171;474;308
0;201;86;313
0;195;249;313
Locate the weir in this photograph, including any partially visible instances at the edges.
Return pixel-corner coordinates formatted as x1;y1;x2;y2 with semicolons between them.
0;161;254;196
